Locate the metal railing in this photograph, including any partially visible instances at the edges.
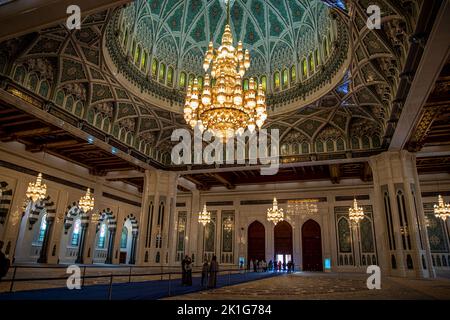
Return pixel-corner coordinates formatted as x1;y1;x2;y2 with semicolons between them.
0;264;282;299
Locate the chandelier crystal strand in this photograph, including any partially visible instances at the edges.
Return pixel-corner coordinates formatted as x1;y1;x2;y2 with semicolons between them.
183;3;267;139
348;198;364;224
26;173;47;203
79;188;95;213
198;204;212;226
434;195;450;221
267;197;284;225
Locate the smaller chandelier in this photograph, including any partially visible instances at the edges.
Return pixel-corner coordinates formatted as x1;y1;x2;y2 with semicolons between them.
434;195;450;221
79;188;95;213
349;198;364;224
90;210;101;224
26;173;47;203
223;216;234;232
287;199;319;216
198;204;211;226
267;197;284;225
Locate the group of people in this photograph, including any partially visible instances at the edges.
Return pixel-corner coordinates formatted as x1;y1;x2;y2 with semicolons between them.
181;255;219;289
248;258;296;273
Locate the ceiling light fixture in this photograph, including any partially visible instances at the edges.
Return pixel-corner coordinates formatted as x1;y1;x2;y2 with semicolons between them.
183;0;267;140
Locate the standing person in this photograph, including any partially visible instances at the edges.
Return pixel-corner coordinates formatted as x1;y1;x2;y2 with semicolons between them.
208;255;219;289
283;261;286;272
0;241;10;282
201;260;209;288
249;259;254;272
292;261;295;273
185;257;193;286
253;259;258;273
181;255;188;285
278;260;282;272
268;260;273;272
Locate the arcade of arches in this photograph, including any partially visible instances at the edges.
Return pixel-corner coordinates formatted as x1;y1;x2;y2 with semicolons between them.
0;0;449;291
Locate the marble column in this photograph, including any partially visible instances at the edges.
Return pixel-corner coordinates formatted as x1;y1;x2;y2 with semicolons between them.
369;151;435;278
105;228;116;264
75;220;88;264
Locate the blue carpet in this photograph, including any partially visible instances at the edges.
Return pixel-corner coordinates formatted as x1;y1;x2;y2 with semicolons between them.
0;272;280;300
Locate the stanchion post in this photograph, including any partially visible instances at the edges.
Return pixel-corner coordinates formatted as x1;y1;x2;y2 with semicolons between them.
108;274;113;300
81;266;86;288
9;266;17;293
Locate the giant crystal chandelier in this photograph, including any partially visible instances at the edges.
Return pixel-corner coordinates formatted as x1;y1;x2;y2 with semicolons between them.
26;173;47;203
79;188;95;213
198;204;212;226
183;1;267;140
267;197;284;225
348;198;365;224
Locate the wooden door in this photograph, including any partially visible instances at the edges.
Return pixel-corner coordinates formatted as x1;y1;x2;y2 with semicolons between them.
302;219;323;271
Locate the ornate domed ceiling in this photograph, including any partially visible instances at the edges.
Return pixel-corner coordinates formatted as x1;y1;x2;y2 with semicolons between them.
120;0;331;76
0;0;426;169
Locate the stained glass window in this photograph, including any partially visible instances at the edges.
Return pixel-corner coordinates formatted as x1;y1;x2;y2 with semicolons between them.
152;58;158;78
120;226;128;249
71;219;81;246
55;90;65;106
14;66;26;84
27;73;39;91
98;223;107;248
39;81;50;98
167;67;174;86
315;49;320;66
243;78;249;90
134;45;141;64
159;63;166;82
291;66;296;83
282;69;288;89
274;72;280;90
38;214;47;244
179;72;186;88
65;95;74;112
302;59;307;78
309;55;315;73
261;76;267;91
141;51;147;70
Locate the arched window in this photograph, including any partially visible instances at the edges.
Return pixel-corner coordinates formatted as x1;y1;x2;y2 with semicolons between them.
315;49;320;66
131;40;136;59
261;76;267;91
120;226;128;249
65;95;74;112
351;137;360;149
274;72;280;91
326;139;334;152
325;36;330;57
282;69;288;89
302;142;309;154
39;81;50;98
290;66;296;83
159;63;166;83
74;102;83;117
167;67;174;86
55;90;65;106
302;58;307;78
243;78;249;90
188;74;195;86
323;40;328;60
27;73;39;91
134;45;141;64
97;223;107;248
179;72;186;88
336;137;345;151
362;136;370;149
309;55;315;73
292;144;300;154
372;135;381;148
38;214;47;244
71;219;81;246
151;58;158;78
13;66;26;84
141;51;147;70
316;140;324;153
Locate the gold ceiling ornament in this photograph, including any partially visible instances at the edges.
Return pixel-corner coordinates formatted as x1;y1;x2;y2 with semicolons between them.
90;210;101;224
434;195;450;221
198;204;212;226
183;0;267;140
26;173;47;203
348;198;365;224
79;188;95;213
267;197;284;225
287;199;319;216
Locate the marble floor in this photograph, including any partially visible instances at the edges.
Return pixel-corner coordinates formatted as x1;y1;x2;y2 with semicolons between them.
165;272;450;300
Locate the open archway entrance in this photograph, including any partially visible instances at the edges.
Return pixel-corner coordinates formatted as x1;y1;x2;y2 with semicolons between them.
247;221;265;268
274;221;293;268
302;219;323;271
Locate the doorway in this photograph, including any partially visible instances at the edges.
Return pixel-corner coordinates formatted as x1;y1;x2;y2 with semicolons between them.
302;219;323;271
274;221;293;269
247;221;265;267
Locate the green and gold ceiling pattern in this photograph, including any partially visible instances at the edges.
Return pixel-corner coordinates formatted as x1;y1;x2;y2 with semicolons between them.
120;0;331;76
0;0;424;168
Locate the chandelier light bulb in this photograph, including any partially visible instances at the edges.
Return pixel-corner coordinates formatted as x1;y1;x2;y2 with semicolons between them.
267;197;284;225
